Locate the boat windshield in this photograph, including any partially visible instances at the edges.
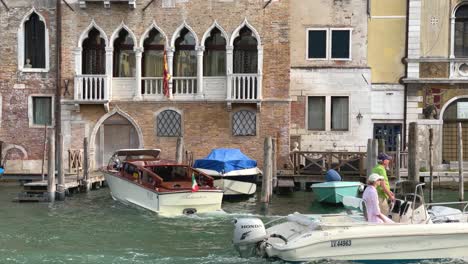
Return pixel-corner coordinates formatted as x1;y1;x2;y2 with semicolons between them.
152;166;189;182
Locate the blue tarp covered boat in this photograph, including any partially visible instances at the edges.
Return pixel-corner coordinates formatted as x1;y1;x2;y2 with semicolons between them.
194;149;260;197
193;148;257;173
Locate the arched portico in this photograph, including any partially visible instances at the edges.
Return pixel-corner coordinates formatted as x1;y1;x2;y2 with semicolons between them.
90;108;143;169
439;96;468;162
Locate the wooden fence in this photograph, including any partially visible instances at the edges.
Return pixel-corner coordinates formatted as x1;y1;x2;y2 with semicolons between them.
290;151;367;176
290;150;407;178
68;149;83;173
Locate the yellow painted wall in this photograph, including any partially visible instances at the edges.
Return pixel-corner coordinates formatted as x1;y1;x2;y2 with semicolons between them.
371;0;406;16
368;0;406;83
420;0;450;57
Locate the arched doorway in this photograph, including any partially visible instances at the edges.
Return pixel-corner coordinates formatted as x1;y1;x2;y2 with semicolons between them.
442;98;468;163
94;113;140;168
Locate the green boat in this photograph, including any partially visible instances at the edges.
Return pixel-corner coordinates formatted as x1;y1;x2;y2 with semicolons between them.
311;181;362;204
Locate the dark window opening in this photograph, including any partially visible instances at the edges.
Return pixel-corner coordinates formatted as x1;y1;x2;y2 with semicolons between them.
113;29;135;77
32;96;52;125
24;12;46;68
82;28;106;74
204;28;226;76
233;27;258;74
307;30;327;59
308;96;325;130
331;30;350;59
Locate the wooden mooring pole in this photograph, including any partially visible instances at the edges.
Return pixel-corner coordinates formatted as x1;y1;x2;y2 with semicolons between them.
408;122;419;182
395;134;401;181
47;131;56;202
366;139;373;176
41;124;48;181
261;136;273;204
458;123;464;201
429;128;434;203
57;133;65;201
378;139;386;155
83;137;91;192
176;137;184;163
272;137;277;194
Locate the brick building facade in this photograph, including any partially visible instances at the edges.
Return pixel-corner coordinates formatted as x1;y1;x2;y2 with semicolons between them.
0;0;57;173
59;0;290;171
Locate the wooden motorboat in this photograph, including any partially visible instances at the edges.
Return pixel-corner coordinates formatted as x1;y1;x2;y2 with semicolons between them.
103;149;223;216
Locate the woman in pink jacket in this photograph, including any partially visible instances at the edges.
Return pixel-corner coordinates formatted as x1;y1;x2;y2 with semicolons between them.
362;173;394;224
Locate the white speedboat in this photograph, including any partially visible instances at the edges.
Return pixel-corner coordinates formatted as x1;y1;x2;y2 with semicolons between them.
233;182;468;262
103;149;223;216
193;148;260;198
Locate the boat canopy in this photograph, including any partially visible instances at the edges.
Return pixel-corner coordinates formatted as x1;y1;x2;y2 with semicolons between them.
193;148;257;173
113;149;161;159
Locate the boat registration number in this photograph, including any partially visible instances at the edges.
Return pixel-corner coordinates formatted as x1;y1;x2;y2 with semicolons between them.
330;240;352;247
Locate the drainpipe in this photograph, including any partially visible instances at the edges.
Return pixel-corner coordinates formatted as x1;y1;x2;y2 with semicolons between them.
401;0;410;150
56;0;65;201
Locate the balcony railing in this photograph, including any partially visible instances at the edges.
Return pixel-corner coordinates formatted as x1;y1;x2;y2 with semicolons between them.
142;77;164;95
230;74;259;101
173;77;197;95
74;75;108;102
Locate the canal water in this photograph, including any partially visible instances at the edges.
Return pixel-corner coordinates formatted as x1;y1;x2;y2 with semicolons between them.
0;184;467;264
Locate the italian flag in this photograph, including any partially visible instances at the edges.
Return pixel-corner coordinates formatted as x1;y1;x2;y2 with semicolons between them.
191;174;199;192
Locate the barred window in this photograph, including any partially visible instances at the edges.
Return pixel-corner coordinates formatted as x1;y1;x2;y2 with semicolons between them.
232;110;256;136
157;110;181;137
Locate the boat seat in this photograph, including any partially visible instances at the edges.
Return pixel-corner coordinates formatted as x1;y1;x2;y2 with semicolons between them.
391;199;411;216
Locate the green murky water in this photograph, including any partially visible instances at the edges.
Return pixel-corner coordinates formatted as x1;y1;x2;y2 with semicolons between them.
0;184;467;264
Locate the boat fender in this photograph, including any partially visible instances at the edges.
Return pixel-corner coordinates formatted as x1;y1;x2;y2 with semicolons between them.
270;233;288;244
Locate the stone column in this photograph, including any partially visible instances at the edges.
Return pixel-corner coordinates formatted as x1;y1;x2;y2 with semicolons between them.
73;48;82;100
257;46;263;100
105;47;113;100
134;47;143;100
196;46;204;98
167;47;174;98
450;16;455;59
226;45;233;101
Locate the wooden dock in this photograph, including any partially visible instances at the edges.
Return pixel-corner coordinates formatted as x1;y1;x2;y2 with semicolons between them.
14;172;105;202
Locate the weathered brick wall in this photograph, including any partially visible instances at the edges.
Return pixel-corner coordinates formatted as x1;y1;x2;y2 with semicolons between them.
60;0;290;169
0;1;57;173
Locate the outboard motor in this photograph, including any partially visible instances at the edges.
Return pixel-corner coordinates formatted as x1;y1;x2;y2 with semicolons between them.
233;218;267;257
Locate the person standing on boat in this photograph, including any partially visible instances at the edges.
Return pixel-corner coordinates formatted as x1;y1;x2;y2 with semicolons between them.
372;153;395;215
363;173;394;224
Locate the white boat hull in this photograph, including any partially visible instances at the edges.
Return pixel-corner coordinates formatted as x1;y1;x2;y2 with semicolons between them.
104;173;223;216
214;178;256;196
265;222;468;262
197;168;258;197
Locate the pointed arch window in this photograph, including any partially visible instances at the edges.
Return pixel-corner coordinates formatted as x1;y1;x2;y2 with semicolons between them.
24;13;46;69
113;29;135;77
143;28;165;78
174;28;197;77
82;28;106;74
233;27;258;74
455;5;468;57
19;11;49;71
204;28;226;76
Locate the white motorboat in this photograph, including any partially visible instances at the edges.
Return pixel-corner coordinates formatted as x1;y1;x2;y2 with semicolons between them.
103;149;223;216
193;148;261;198
233;182;468;262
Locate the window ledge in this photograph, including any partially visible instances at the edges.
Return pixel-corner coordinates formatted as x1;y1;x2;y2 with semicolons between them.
20;68;49;73
29;124;54;129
